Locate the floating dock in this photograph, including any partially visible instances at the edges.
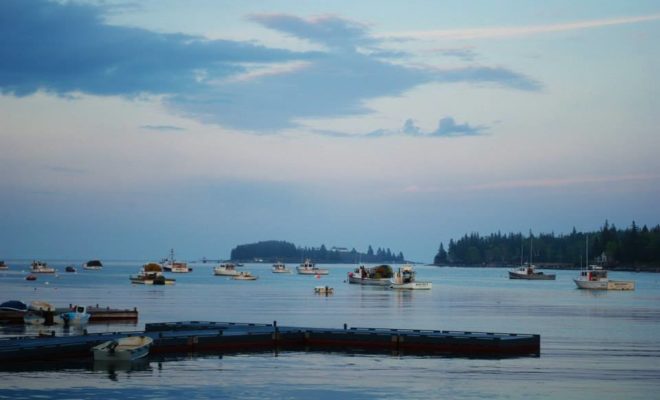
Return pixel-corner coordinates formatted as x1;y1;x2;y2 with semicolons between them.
0;321;540;362
0;305;138;324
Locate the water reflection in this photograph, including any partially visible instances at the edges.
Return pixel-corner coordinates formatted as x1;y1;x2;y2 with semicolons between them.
93;358;151;381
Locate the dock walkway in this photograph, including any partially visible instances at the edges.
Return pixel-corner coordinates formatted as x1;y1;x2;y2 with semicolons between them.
0;321;540;362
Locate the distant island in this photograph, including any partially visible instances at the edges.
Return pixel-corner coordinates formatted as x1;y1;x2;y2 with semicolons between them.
230;240;406;264
434;221;660;271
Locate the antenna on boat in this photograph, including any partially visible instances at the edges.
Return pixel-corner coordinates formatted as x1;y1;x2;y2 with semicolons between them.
586;235;589;269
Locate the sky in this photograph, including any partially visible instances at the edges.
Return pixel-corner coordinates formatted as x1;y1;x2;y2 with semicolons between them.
1;0;659;262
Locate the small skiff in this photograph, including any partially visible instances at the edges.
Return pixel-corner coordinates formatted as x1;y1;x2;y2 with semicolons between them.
92;335;153;361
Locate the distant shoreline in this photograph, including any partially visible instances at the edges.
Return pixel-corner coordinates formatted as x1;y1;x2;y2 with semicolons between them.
431;263;660;272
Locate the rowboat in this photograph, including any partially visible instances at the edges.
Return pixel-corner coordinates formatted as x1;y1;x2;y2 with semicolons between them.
92;335;153;361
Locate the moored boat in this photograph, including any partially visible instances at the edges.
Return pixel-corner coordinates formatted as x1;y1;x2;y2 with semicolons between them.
214;263;240;276
348;264;393;286
65;265;77;273
83;260;103;270
508;265;555;280
232;271;258;280
58;305;90;326
31;261;56;273
573;237;634;290
92;335;153;361
509;237;555;280
390;265;432;290
162;249;192;273
25;274;37;281
314;286;334;294
574;265;635;290
130;263;176;285
272;262;290;273
296;259;329;275
0;261;8;270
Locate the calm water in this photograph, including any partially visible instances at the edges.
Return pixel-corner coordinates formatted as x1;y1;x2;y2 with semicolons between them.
1;261;660;399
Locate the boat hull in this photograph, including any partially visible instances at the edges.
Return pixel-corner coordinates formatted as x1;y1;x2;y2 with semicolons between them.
348;275;391;286
232;275;258;280
574;279;635;290
509;271;556;280
214;269;240;276
130;276;175;285
390;281;432;290
297;268;329;275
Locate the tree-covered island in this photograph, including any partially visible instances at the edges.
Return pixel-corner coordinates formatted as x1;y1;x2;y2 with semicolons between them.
230;240;406;264
434;221;660;271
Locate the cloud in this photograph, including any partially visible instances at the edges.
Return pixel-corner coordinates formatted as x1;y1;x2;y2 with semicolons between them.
387;14;660;41
0;0;310;97
434;47;478;61
431;117;485;137
140;125;185;132
317;117;487;138
1;1;540;131
247;14;374;50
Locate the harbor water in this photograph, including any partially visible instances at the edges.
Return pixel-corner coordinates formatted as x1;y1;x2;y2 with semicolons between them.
1;261;659;399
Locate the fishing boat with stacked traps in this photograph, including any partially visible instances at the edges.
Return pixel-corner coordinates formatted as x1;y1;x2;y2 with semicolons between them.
348;264;393;286
130;263;176;285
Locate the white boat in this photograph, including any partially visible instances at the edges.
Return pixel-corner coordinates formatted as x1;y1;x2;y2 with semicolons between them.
296;259;329;275
573;237;634;290
390;265;432;290
508;237;556;280
92;335;153;361
272;262;291;273
83;260;103;270
348;264;393;286
214;263;240;276
574;265;635;290
59;305;90;326
30;261;56;273
0;261;8;270
161;249;192;273
314;286;334;294
232;271;258;280
130;263;176;285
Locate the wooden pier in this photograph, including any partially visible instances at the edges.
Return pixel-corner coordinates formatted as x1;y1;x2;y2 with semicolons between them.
0;321;540;362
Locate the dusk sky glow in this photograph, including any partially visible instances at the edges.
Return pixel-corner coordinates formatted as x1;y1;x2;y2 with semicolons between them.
1;0;659;262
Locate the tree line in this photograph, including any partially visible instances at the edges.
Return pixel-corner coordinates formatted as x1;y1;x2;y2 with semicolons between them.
434;221;660;269
230;240;406;264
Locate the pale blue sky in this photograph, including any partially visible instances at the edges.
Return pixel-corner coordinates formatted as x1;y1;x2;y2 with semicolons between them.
1;0;659;261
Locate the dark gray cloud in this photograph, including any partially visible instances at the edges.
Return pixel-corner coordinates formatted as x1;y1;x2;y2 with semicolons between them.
140;125;185;132
1;1;540;131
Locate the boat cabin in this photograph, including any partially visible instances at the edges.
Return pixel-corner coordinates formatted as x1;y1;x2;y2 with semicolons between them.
580;267;608;281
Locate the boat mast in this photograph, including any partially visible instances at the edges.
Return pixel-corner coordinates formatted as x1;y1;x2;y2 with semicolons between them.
529;233;533;266
586;236;589;268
